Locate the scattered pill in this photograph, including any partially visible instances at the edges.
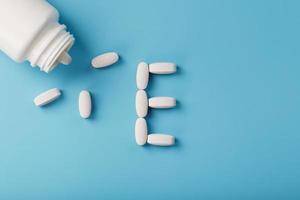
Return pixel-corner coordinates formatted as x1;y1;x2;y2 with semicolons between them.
149;62;177;74
147;134;175;146
148;97;176;109
34;88;61;107
91;52;119;68
135;118;148;145
135;90;148;117
79;90;92;119
136;62;149;90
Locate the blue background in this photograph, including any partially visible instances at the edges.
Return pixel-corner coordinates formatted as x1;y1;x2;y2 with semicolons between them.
0;0;300;199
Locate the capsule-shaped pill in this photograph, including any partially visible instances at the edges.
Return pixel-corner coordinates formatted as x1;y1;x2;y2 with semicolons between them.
148;97;176;109
91;52;119;68
135;118;148;145
135;90;148;117
58;51;72;65
79;90;92;119
34;88;61;107
136;62;149;89
149;62;177;74
147;134;175;146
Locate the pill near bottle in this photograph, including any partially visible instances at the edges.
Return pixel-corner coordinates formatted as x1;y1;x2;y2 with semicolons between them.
0;0;75;73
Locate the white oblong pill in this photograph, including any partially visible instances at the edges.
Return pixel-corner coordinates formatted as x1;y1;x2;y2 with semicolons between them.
136;62;149;90
79;90;92;119
58;51;72;65
135;90;148;117
147;134;175;146
34;88;61;107
91;52;119;68
135;118;148;146
149;62;177;74
148;97;176;108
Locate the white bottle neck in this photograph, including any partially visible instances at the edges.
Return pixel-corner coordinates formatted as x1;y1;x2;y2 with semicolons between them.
27;22;74;72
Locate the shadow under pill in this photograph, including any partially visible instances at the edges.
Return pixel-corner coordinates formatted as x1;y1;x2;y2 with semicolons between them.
147;66;182;92
88;93;99;121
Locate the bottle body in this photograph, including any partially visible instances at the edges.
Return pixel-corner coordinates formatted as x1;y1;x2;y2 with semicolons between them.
0;0;74;72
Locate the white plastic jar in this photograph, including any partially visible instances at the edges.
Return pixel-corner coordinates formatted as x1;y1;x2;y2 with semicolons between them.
0;0;74;73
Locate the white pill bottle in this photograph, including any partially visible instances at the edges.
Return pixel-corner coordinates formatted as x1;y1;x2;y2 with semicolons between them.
0;0;74;73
